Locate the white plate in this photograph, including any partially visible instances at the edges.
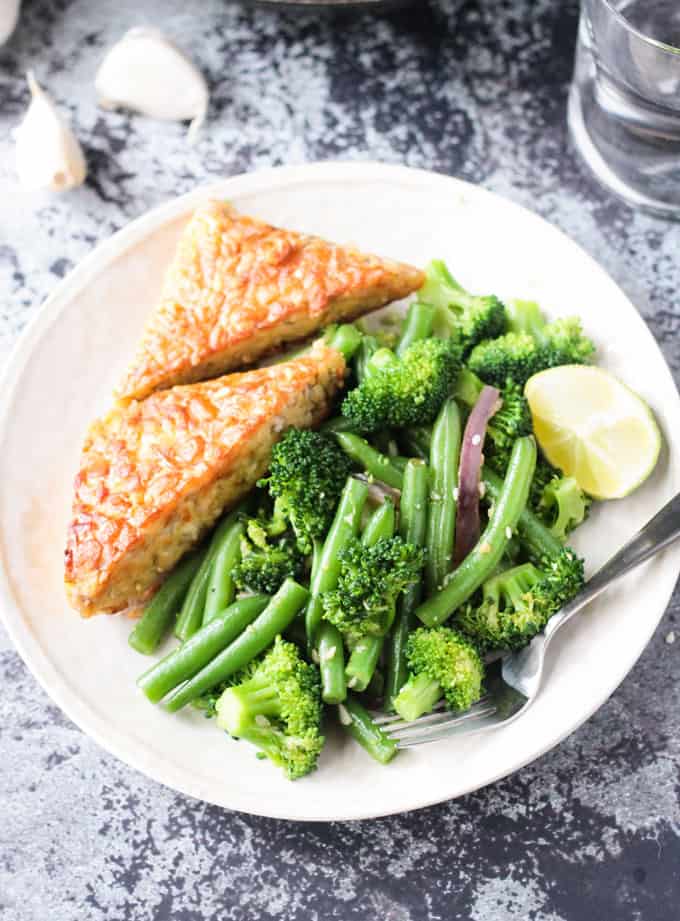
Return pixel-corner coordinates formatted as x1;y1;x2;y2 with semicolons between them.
1;162;678;821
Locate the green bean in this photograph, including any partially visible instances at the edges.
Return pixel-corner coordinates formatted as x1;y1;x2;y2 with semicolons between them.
345;637;383;693
361;499;395;546
365;667;385;705
318;622;347;704
175;510;241;641
327;323;363;361
384;459;429;708
335;432;404;490
417;437;537;627
284;615;308;649
138;594;269;703
396;301;435;356
203;518;243;625
425;399;462;596
339;693;398;764
482;466;563;562
320;416;359;434
343;499;396;692
165;579;309;712
305;476;369;646
128;551;203;655
399;426;432;460
370;429;399;458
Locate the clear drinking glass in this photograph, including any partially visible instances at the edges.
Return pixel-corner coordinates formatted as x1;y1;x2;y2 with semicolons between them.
568;0;680;218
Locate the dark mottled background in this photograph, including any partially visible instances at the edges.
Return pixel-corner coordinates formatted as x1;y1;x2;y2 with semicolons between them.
1;1;679;919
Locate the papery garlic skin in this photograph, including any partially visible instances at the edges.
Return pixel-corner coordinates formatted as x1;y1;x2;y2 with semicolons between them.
15;72;87;192
95;27;209;141
0;0;21;45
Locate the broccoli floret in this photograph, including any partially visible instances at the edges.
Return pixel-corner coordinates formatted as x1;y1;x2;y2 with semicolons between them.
321;536;425;644
232;516;303;594
468;332;541;389
538;475;591;540
419;260;507;353
260;428;352;553
457;549;584;651
215;638;324;780
468;300;595;388
341;338;461;432
393;626;484;721
515;448;590;540
456;369;533;475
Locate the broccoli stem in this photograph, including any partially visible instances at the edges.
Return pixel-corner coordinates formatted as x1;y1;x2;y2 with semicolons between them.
482;466;563;563
326;323;363;361
138;594;270;703
175;510;242;641
425;398;462;596
454;368;485;407
335;432;404;489
385;459;429;709
396;301;435;356
507;299;546;340
417;436;537;628
203;517;244;625
318;622;347;704
354;335;379;384
361;499;396;546
393;672;442;722
305;477;369;647
339;693;398;764
164;579;309;712
128;551;203;655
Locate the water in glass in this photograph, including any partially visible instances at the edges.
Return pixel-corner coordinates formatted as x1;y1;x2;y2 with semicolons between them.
569;0;680;217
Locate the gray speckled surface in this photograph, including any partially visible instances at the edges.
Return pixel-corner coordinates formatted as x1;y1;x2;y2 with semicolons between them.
1;1;679;919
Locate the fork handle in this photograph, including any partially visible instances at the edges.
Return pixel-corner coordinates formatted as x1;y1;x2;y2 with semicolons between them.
544;490;680;641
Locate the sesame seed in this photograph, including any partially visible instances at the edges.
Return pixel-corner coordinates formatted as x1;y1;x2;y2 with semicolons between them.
471;434;481;446
479;541;492;555
666;631;676;645
478;481;486;498
453;488;459;501
505;526;513;540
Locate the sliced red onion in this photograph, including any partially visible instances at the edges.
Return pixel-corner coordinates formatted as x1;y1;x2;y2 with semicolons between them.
454;384;501;566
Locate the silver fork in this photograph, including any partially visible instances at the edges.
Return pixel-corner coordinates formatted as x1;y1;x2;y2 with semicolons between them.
378;490;680;748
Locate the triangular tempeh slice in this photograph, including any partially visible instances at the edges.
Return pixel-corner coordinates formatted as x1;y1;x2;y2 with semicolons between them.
116;202;423;402
65;342;346;616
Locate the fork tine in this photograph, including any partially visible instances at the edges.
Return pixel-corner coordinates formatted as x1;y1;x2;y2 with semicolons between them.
375;696;491;734
372;700;447;726
389;702;498;746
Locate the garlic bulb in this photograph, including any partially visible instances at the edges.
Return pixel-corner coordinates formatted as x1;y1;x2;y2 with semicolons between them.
95;27;209;142
15;72;87;192
0;0;20;45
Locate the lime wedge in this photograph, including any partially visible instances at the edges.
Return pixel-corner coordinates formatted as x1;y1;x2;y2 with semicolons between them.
525;365;661;500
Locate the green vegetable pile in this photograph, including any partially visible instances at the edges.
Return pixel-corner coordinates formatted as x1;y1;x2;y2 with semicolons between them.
129;260;596;779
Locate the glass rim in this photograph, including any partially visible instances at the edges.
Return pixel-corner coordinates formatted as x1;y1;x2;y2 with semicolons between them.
601;0;680;56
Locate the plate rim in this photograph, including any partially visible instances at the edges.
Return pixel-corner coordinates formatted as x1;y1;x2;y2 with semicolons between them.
1;160;679;821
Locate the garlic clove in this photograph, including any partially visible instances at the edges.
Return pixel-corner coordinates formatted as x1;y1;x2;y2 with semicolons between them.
95;27;209;141
15;72;87;192
0;0;21;46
